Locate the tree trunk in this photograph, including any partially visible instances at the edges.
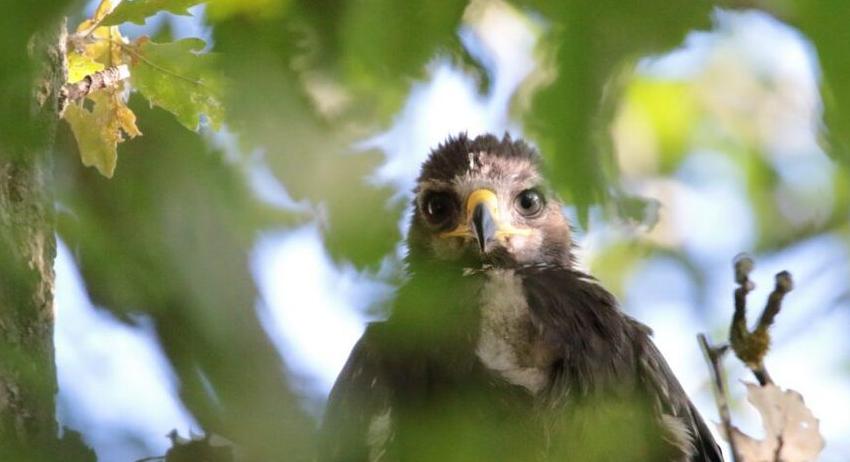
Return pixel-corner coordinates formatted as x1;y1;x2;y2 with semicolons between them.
0;20;64;461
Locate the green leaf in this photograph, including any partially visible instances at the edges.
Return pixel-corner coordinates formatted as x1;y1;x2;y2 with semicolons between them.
293;0;468;121
206;0;291;20
784;0;850;166
100;0;204;26
56;96;310;460
337;0;468;118
211;15;402;267
131;37;224;130
517;0;712;224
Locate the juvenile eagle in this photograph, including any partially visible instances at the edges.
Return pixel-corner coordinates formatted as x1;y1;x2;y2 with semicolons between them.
319;134;723;462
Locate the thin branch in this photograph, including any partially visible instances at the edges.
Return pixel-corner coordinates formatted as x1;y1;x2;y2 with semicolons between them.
697;334;741;462
728;254;795;386
59;65;129;113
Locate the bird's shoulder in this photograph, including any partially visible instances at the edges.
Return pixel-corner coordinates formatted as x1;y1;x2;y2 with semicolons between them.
515;264;723;461
319;323;393;462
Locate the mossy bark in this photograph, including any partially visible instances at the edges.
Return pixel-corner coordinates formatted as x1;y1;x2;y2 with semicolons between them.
0;20;64;461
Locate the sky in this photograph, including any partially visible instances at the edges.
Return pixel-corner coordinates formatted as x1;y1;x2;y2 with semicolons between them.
55;3;850;461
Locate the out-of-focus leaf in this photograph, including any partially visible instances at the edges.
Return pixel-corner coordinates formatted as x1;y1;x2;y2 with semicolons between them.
67;52;105;84
617;79;698;175
516;1;712;224
92;0;120;24
56;96;309;461
292;0;467;121
101;0;204;26
336;0;468;119
131;37;224;130
724;382;825;462
63;91;141;177
211;12;403;267
206;0;291;20
786;1;850;165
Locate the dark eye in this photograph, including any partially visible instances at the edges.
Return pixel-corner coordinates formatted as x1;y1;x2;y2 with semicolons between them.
515;189;544;216
423;192;456;224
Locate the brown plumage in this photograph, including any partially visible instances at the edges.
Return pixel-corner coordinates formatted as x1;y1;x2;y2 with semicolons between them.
319;133;723;462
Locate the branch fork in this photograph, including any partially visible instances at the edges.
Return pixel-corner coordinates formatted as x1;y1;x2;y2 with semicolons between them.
697;253;795;462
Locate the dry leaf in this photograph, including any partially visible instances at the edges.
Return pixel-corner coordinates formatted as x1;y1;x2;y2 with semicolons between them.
723;382;825;462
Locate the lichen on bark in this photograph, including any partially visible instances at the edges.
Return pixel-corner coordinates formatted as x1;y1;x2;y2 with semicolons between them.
0;18;65;461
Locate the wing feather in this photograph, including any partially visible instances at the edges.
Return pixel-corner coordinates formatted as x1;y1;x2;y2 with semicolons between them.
634;323;724;462
319;323;391;462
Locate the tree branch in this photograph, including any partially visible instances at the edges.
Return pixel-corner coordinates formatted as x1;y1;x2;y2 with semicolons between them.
697;334;740;462
58;64;129;114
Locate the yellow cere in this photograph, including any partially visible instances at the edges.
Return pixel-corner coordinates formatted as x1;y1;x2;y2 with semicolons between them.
440;189;533;239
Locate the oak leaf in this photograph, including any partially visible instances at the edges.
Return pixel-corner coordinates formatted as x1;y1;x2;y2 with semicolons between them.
131;37;224;130
101;0;204;26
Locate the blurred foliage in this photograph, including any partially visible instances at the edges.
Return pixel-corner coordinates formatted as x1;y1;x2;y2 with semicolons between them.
516;0;713;224
3;0;850;459
589;6;850;295
56;97;311;460
101;0;204;26
786;0;850;165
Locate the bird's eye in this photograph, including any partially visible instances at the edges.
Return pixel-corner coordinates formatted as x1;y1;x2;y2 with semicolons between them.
515;189;544;216
423;192;456;224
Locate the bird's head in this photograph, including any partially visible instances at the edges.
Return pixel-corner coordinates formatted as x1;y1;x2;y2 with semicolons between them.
407;133;574;269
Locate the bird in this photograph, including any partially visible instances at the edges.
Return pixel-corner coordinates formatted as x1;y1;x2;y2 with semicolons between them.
318;133;723;462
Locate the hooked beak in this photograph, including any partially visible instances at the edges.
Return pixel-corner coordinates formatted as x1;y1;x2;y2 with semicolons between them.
471;198;497;253
440;189;530;253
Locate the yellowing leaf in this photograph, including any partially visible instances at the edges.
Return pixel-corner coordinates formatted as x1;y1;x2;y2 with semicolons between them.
72;21;128;68
75;0;120;36
101;0;205;26
130;37;224;130
67;52;105;83
63;92;142;178
92;0;120;25
723;382;825;462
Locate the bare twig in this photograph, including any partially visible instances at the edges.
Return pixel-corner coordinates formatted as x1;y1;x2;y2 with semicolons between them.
698;255;808;462
728;254;794;386
697;334;740;462
753;271;793;340
58;65;129;113
729;254;754;365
